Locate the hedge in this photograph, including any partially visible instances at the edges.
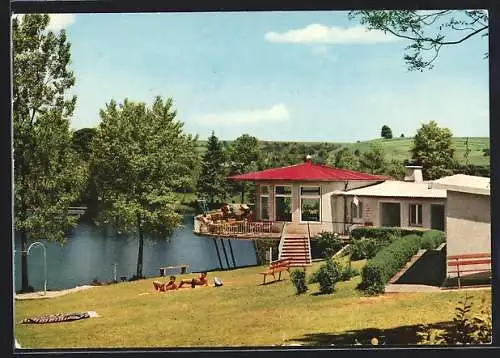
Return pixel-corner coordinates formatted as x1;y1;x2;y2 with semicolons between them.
358;230;445;295
350;227;425;242
312;231;343;258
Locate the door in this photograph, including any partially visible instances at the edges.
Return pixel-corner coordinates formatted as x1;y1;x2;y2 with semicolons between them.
380;203;401;227
430;204;445;231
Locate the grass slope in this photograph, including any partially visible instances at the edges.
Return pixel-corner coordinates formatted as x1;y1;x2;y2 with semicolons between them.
15;259;491;348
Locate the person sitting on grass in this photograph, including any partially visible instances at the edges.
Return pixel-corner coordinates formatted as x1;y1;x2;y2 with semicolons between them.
152;276;178;292
178;272;209;288
164;276;178;291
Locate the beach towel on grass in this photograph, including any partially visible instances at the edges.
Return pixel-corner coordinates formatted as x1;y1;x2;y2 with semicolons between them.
21;312;90;324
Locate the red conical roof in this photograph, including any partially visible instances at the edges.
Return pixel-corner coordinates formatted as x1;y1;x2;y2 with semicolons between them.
230;161;389;182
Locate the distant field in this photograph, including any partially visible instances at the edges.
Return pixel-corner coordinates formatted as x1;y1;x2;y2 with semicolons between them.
195;137;490;166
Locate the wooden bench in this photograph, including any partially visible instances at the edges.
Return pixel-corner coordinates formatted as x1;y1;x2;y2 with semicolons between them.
260;258;291;284
160;264;189;277
447;253;491;288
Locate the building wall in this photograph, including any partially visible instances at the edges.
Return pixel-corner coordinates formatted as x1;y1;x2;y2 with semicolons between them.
445;191;491;261
254;180;379;227
347;196;446;229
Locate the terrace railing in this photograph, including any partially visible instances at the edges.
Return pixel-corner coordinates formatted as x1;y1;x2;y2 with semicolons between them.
204;220;285;237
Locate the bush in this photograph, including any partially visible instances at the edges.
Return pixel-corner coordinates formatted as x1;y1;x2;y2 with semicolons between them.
420;230;445;250
314;259;343;294
254;239;280;264
417;293;492;345
290;269;308;295
349;238;381;260
359;234;422;295
350;227;425;242
341;266;360;281
314;231;343;259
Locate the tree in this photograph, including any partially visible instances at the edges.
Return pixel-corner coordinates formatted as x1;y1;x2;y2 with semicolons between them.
410;121;456;180
72;127;98;161
381;125;393;139
13;14;87;292
386;159;406;180
349;10;488;71
328;147;359;170
359;143;386;175
400;133;405;138
464;137;471;165
90;96;199;278
228;134;262;203
197;131;230;204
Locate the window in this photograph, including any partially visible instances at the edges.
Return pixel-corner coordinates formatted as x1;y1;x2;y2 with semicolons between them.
409;204;423;226
275;185;292;222
300;186;321;222
260;186;269;220
351;201;363;219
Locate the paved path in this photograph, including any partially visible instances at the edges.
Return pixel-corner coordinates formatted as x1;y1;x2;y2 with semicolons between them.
15;285;98;300
385;283;491;293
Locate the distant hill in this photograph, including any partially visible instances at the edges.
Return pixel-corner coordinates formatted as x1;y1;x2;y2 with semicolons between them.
195;137;490;167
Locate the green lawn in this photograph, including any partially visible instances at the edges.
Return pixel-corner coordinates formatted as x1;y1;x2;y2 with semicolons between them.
14;259;491;348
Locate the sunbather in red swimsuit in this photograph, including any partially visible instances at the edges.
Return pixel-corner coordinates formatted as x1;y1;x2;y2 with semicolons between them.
178;272;209;288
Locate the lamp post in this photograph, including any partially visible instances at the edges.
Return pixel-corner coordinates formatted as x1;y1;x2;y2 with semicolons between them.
27;241;47;296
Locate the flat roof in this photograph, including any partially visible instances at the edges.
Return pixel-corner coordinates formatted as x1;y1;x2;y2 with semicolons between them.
336;180;447;199
430;174;490;196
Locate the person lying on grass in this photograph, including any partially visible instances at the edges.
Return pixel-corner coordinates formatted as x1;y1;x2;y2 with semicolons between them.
152;276;178;292
178;272;209;288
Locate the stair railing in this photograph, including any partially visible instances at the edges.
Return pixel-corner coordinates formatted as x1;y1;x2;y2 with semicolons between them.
278;222;287;260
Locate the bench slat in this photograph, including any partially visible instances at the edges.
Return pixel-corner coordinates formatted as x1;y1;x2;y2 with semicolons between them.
448;259;491;267
448;253;491;260
448;268;491;274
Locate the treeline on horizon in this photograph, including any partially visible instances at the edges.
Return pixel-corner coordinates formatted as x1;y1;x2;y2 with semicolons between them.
71;124;491;215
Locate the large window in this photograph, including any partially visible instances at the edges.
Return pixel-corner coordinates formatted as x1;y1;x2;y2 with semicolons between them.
409;203;423;226
275;185;292;222
300;186;321;222
260;186;269;220
351;200;363;220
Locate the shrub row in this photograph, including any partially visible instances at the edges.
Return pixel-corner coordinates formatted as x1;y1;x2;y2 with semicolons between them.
350;227;425;242
349;238;388;260
358;230;445;295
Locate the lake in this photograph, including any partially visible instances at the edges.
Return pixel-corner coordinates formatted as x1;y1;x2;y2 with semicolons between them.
13;214;258;291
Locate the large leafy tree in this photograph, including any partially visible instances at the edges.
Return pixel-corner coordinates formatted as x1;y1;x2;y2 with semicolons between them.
410;121;456;180
197;132;230;204
349;10;488;71
359;143;386;175
13;14;87;292
228;134;262;203
90;97;199;278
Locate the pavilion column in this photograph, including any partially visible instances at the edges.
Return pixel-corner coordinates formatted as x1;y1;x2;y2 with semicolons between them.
269;184;275;221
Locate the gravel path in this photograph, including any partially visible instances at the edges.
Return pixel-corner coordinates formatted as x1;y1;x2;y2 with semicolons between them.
15;285;98;300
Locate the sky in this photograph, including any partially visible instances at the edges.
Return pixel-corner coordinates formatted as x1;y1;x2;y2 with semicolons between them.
27;11;490;142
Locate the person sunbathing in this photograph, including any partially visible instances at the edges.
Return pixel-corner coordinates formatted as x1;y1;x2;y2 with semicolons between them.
178;272;209;288
164;276;178;291
152;276;178;292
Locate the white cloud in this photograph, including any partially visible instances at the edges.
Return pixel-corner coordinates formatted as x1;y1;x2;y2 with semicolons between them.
47;14;76;31
12;14;75;31
195;104;290;125
264;24;397;44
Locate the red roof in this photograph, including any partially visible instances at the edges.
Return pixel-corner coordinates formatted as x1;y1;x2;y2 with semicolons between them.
230;161;389;182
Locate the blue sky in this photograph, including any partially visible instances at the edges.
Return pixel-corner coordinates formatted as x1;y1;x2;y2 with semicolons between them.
37;11;489;142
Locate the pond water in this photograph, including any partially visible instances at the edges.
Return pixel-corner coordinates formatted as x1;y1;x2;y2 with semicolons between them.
13;214;258;291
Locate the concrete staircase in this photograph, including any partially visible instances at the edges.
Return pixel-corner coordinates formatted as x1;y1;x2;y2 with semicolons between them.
278;223;312;268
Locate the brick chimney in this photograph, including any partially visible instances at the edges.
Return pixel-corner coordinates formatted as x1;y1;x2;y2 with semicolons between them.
404;165;423;183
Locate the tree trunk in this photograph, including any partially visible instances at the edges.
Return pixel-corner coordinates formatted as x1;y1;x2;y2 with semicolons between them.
136;216;144;279
240;185;245;204
20;229;30;293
